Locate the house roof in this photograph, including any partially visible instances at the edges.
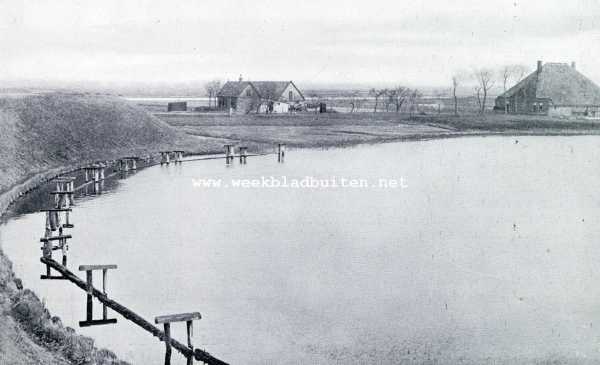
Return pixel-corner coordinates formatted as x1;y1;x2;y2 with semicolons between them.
217;81;254;97
499;63;600;106
217;80;305;101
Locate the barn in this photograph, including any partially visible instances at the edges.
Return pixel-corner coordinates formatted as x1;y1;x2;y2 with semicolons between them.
495;61;600;118
217;78;305;114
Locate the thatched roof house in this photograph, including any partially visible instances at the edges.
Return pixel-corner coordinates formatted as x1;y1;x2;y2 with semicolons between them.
495;61;600;117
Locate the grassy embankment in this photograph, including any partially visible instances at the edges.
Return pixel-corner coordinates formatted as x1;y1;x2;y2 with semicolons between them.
155;111;600;151
0;92;229;364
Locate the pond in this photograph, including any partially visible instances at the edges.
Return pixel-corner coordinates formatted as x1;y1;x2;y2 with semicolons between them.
2;136;600;364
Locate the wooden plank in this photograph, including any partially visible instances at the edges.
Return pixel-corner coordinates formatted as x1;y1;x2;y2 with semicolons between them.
40;275;68;280
40;235;72;242
40;208;72;212
50;191;74;195
79;264;117;271
54;177;77;181
40;257;228;365
155;312;202;324
79;318;117;327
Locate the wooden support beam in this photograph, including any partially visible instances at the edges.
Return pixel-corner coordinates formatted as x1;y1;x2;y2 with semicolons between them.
79;264;118;271
40;275;68;280
40;208;72;212
155;312;202;324
80;319;118;327
40;258;228;365
40;235;72;242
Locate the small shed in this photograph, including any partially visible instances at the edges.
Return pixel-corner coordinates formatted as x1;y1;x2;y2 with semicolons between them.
167;102;187;112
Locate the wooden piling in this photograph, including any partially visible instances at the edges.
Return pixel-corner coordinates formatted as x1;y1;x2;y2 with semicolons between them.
277;143;286;163
239;147;248;164
224;145;234;164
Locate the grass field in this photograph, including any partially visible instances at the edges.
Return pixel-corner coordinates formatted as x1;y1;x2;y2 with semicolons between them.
155;111;600;153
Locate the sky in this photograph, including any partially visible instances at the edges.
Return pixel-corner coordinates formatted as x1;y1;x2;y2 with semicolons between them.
0;0;599;89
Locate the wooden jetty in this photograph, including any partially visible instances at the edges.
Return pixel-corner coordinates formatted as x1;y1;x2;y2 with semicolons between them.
83;164;105;182
39;258;229;365
79;264;118;327
40;234;72;278
160;151;184;165
118;157;139;172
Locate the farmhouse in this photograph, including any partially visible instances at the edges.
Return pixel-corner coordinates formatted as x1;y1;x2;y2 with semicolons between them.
217;77;305;113
495;61;600;118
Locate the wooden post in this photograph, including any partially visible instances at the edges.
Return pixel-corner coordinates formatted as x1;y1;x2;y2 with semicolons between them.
131;159;137;170
277;143;286;163
60;236;67;266
187;320;193;365
164;323;172;365
84;168;89;182
102;269;108;320
239;147;248;164
224;145;234;164
86;271;93;322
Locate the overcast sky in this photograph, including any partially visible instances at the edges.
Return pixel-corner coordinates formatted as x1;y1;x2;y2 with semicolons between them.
1;0;599;88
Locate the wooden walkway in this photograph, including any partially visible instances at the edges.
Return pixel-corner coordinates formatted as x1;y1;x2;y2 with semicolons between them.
40;257;229;365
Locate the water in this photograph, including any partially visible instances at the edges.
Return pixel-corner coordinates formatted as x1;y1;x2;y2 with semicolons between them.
2;136;600;364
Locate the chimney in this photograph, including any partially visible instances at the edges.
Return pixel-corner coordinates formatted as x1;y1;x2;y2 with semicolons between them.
571;61;576;70
238;74;243;82
537;60;543;73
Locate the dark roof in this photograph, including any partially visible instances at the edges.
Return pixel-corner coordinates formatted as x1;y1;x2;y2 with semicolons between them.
217;81;253;97
499;63;600;106
250;81;291;100
217;80;305;101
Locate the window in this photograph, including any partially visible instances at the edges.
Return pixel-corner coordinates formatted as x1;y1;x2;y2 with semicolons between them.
289;91;293;101
246;89;252;97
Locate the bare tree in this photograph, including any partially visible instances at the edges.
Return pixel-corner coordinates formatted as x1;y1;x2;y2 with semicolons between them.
407;89;423;116
349;91;360;113
204;80;221;109
451;76;460;116
499;64;531;93
499;66;514;93
474;85;482;113
512;64;530;83
369;88;387;112
387;86;411;113
473;69;495;114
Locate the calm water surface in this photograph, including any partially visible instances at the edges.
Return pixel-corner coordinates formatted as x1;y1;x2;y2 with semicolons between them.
2;136;600;364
